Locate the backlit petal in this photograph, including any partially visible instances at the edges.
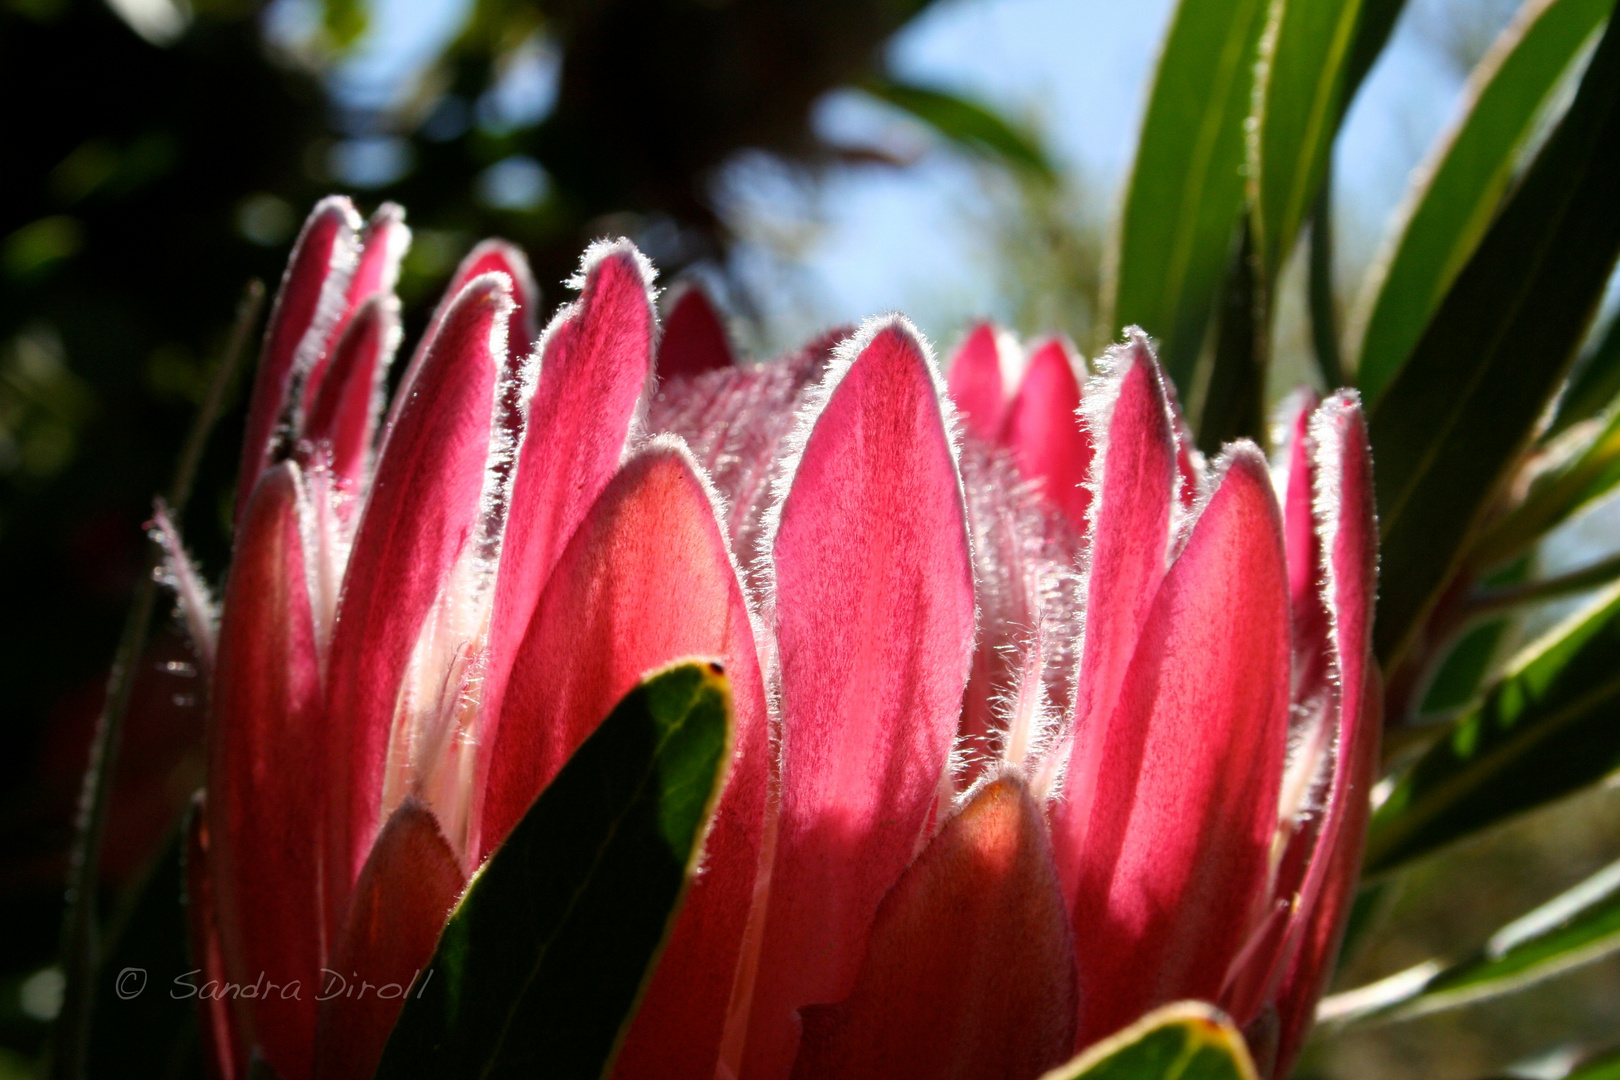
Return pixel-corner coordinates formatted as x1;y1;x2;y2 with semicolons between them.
744;318;977;1079
209;462;324;1079
1001;338;1093;530
323;274;509;934
236;198;360;516
1068;445;1291;1044
313;800;464;1080
477;242;655;766
1049;334;1178;899
479;439;769;1077
945;321;1010;442
658;280;735;377
792;776;1076;1080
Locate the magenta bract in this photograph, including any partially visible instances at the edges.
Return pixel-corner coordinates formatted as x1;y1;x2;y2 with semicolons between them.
191;199;1378;1080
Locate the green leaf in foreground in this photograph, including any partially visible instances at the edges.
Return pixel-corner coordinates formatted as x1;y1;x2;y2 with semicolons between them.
1367;13;1620;668
1365;579;1620;874
863;77;1055;181
1350;0;1615;406
374;661;733;1080
1104;0;1269;392
1040;1002;1257;1080
1318;854;1620;1025
1248;0;1365;285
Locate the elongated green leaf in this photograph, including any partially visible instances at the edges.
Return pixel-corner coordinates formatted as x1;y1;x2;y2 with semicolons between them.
1420;556;1532;714
1104;0;1269;391
1319;855;1620;1024
1196;221;1266;452
1351;0;1615;405
1343;0;1409;99
1040;1002;1257;1080
374;661;733;1080
863;78;1055;181
1555;306;1620;433
1367;14;1620;668
1470;401;1620;570
1249;0;1365;284
1366;579;1620;874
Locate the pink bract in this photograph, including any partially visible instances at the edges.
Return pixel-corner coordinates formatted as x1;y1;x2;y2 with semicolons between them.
187;200;1378;1080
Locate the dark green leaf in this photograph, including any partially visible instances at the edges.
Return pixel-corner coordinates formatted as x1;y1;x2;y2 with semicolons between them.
374;661;733;1080
1367;14;1620;668
1554;307;1620;434
1196;221;1266;453
1042;1002;1257;1080
1351;0;1615;405
1104;0;1270;391
1342;0;1410;100
1319;854;1620;1024
89;820;201;1080
1308;173;1347;389
1365;579;1620;874
1249;0;1366;284
863;77;1055;181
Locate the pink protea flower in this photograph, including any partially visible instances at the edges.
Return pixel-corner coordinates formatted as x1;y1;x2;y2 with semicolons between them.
178;198;1378;1080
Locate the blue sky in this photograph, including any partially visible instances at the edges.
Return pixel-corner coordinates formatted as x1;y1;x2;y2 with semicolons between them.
298;0;1511;348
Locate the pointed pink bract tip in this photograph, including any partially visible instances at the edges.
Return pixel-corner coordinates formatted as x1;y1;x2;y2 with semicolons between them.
945;320;1008;442
659;280;735;377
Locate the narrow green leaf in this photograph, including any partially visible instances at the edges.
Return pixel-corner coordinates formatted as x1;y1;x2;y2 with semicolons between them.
1342;0;1409;100
863;78;1055;181
1319;854;1620;1025
1350;0;1615;405
1307;173;1347;389
1420;556;1532;714
1104;0;1269;391
1367;14;1620;668
1196;221;1266;452
1040;1002;1257;1080
1554;306;1620;434
1470;384;1620;573
374;661;733;1080
1365;578;1620;874
1249;0;1366;284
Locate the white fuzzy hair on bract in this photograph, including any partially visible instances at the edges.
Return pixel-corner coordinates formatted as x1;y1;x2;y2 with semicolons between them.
559;237;663;468
1035;327;1183;801
271;196;364;456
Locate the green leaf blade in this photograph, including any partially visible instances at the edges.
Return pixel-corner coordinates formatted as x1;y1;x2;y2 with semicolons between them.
1352;0;1616;406
1368;13;1620;668
1366;579;1620;875
1105;0;1269;391
1250;0;1365;284
374;660;734;1080
1040;1002;1258;1080
862;78;1055;180
1321;854;1620;1024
